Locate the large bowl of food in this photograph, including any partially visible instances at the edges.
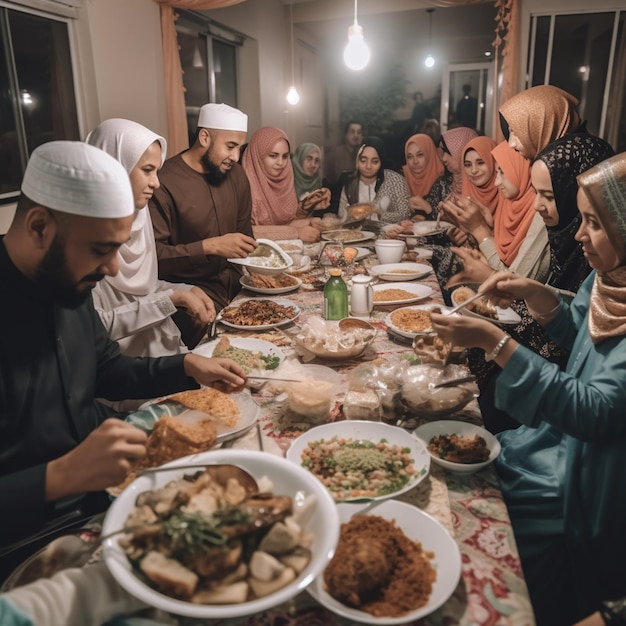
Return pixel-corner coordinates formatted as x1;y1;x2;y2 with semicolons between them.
286;421;430;503
414;420;501;474
102;449;339;619
400;365;476;419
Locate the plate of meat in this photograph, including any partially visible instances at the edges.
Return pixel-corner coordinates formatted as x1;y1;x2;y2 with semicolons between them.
218;298;301;331
240;272;302;295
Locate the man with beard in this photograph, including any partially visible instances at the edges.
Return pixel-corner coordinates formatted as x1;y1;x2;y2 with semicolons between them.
149;103;256;321
0;141;246;575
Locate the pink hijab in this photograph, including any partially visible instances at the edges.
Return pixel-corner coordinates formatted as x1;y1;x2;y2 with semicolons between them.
402;134;444;197
242;127;297;225
461;136;499;216
441;127;479;195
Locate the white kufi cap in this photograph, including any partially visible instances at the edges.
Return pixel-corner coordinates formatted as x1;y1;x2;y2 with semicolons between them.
197;103;248;132
21;141;134;219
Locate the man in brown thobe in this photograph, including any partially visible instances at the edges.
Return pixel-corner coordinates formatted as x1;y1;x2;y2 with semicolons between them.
150;103;256;324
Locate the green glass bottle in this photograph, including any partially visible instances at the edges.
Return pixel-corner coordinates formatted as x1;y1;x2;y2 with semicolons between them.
323;268;348;320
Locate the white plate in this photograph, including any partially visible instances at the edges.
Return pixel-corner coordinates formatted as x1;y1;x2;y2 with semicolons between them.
228;238;294;276
386;304;455;339
414;420;501;475
218;298;301;331
193;337;285;373
286;421;430;502
411;221;454;237
102;450;340;620
132;390;260;445
372;282;434;306
239;274;302;295
370;262;432;281
450;289;521;325
321;230;376;244
307;499;461;624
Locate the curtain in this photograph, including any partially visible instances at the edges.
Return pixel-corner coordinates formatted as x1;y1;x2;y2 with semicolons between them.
492;0;519;140
153;0;246;156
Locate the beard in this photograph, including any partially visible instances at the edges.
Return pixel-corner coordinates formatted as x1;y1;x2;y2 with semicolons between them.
35;235;104;308
201;148;230;186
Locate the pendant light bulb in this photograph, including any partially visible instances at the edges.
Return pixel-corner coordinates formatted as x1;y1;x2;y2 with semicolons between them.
343;21;370;71
424;9;435;69
424;54;435;68
286;85;300;105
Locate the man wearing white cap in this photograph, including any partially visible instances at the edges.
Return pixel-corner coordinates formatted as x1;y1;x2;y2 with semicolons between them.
0;141;246;569
150;103;256;326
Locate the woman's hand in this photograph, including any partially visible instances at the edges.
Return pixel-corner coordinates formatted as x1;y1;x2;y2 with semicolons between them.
409;195;433;215
429;310;502;351
446;227;470;247
446;247;494;288
183;354;247;392
441;196;493;240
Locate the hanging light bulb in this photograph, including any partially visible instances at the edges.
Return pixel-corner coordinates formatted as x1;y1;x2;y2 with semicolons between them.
343;0;370;71
286;85;300;105
424;9;435;69
285;0;300;105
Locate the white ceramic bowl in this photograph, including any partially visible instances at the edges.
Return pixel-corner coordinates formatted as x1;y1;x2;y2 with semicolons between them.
414;419;501;474
370;262;432;281
307;499;461;624
286;421;430;502
102;449;340;619
374;239;406;264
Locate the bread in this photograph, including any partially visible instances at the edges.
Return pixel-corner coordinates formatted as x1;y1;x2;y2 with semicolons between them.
168;388;241;428
347;203;374;220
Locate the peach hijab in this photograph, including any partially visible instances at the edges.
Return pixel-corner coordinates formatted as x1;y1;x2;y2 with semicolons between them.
242;126;297;225
460;136;499;216
491;141;537;266
402;134;444;197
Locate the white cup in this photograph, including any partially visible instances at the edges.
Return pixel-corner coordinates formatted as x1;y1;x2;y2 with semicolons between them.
374;239;406;264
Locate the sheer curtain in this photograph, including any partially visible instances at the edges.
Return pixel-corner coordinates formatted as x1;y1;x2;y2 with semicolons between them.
153;0;246;155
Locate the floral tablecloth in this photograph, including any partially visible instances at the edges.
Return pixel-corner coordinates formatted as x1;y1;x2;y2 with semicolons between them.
204;256;536;626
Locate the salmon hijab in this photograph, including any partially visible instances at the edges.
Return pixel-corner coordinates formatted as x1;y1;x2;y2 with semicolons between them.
402;133;444;197
440;127;479;195
491;141;537;266
499;85;582;160
461;136;499;216
579;153;626;344
242;126;297;225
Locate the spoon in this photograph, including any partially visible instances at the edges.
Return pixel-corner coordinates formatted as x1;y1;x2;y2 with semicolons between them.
431;374;476;388
447;291;485;315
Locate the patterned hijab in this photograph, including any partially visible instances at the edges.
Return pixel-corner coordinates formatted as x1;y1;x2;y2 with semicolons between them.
344;136;387;206
499;85;582;160
580;153;626;343
461;136;499;215
402;133;444;197
242;126;297;226
292;143;323;199
491;141;537;266
536;133;615;292
86;118;166;296
440;127;479;195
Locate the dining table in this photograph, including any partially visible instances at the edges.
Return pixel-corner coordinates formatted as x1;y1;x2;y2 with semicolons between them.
184;242;536;626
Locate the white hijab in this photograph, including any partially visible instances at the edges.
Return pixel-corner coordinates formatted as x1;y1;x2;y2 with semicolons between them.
86;118;166;295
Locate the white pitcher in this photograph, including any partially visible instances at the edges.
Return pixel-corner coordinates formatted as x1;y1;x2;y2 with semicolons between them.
350;274;374;317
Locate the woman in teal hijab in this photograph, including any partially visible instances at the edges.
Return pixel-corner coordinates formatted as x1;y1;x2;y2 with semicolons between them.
292;142;323;200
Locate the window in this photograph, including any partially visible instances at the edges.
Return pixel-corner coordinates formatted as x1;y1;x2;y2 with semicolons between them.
176;12;241;146
0;5;79;200
527;9;625;151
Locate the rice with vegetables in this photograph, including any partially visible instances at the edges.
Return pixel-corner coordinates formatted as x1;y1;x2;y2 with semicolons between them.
300;436;417;501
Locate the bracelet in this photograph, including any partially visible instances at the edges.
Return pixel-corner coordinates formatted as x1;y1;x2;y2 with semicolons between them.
485;333;511;362
527;301;561;324
479;236;493;245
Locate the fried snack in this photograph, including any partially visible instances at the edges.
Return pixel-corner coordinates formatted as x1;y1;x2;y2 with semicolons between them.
452;286;498;320
109;416;218;496
324;515;436;617
168;388;240;428
347;203;374;221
